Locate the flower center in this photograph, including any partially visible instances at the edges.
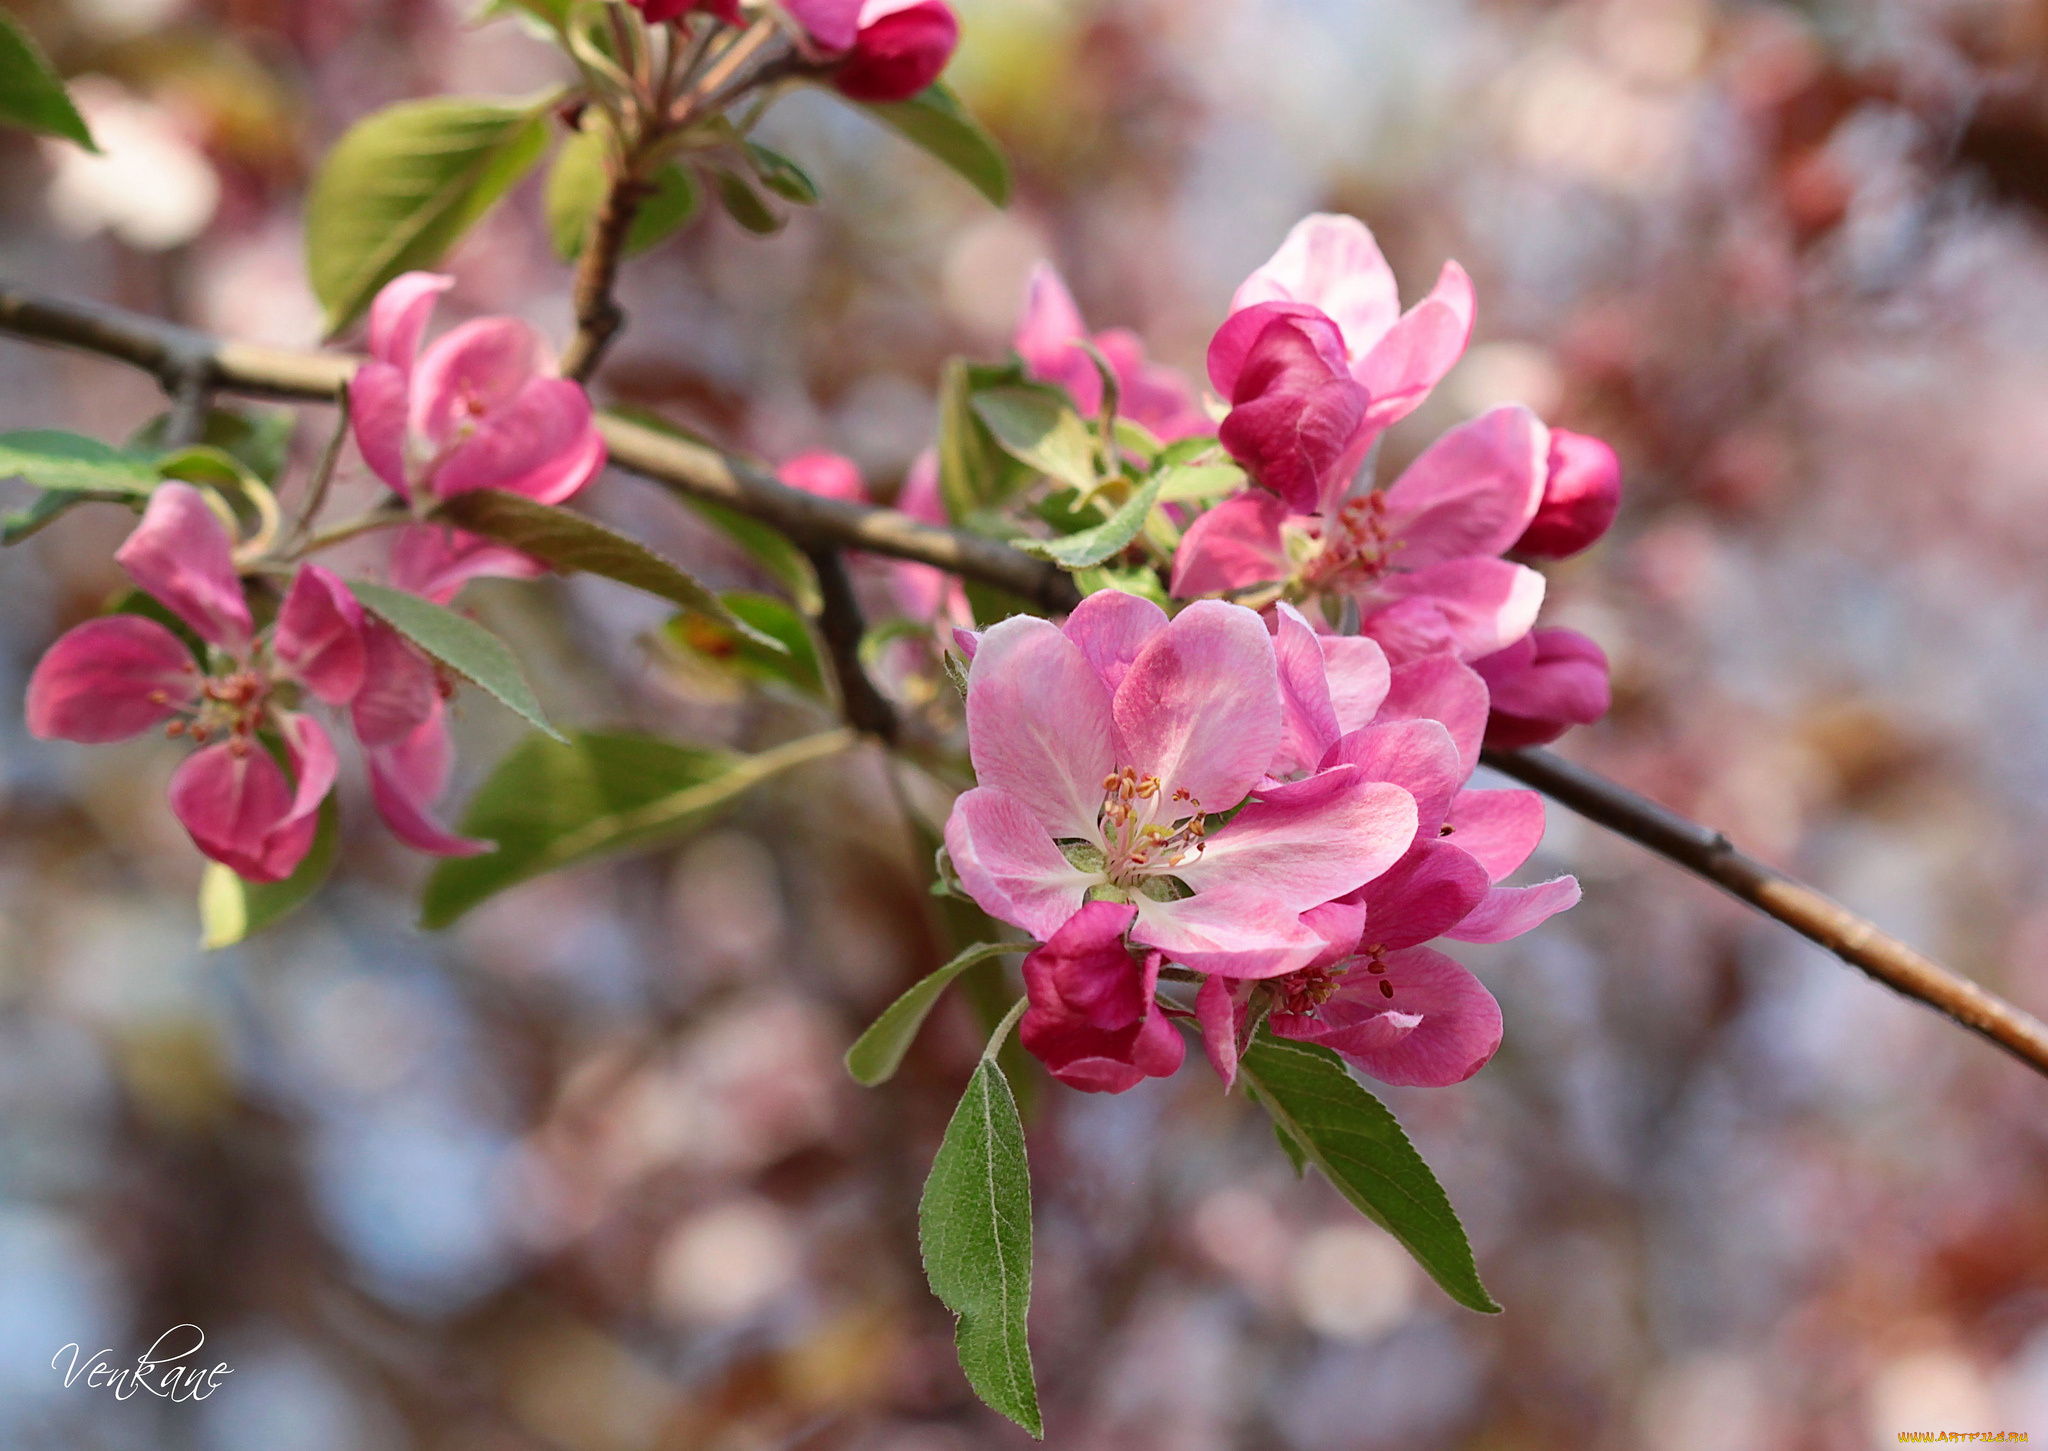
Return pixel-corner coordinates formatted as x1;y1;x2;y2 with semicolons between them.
1096;766;1206;889
157;666;269;747
1297;493;1403;593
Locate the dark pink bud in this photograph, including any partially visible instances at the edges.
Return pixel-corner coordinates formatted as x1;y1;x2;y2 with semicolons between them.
1471;627;1610;749
1213;304;1370;516
776;450;868;503
1513;429;1620;560
833;0;959;102
1018;901;1185;1093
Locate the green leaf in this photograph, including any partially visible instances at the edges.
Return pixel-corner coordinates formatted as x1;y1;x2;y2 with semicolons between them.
129;408;297;485
433;489;783;650
476;0;572;34
845;942;1014;1086
685;497;821;613
1016;470;1164;570
661;590;824;700
971;385;1099;495
859;82;1010;207
937;358;1031;523
920;1057;1042;1437
545;120;700;260
420;728;852;926
712;167;782;234
1273;1117;1308;1177
347;579;564;742
745;141;819;205
0;12;94;150
1155;462;1246;504
307;95;553;335
1236;1032;1499;1313
1069;562;1169;607
199;796;340;948
0;430;158;496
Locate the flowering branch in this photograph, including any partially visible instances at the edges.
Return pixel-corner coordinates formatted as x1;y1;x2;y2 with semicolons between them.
803;544;900;744
1;280;2042;1079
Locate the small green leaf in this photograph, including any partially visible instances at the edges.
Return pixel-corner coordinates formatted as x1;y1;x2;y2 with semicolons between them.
0;12;95;150
199;796;340;948
1069;563;1169;607
745;141;820;205
307;95;553;335
661;590;824;700
476;0;572;34
971;385;1100;495
845;942;1014;1087
347;579;563;742
859;82;1010;207
712;167;782;234
1273;1117;1308;1177
0;430;158;496
1237;1031;1499;1314
920;1057;1042;1438
1155;462;1246;504
545;120;700;260
129;408;297;485
1016;469;1165;570
433;489;783;650
1113;417;1162;464
936;358;1031;523
420;728;852;926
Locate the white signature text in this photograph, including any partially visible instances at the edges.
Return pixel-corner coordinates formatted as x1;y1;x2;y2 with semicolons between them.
51;1325;232;1401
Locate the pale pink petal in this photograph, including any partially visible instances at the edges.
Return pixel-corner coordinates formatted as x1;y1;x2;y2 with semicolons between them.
1302;892;1368;970
1179;767;1417;911
1446;875;1580;942
1321;634;1391;733
1353;840;1490;951
1014;263;1101;415
1516;428;1620;560
430;379;604;504
1114;599;1281;813
1371;653;1490;778
898;449;945;525
273;565;365;705
168;742;316;883
944;786;1095;941
1364;557;1546;663
349;621;438;749
115;483;251;652
388;523;547;605
1269;602;1339;778
784;0;862;49
1275;945;1502;1087
1093;329;1210;442
1168;489;1292;598
1353;260;1476;430
966;615;1117;840
1195;971;1241;1088
410;317;548;448
1442;789;1546;881
1381;404;1547;565
347;362;413;496
365;701;490;857
1229;214;1402;362
1320;718;1464;836
26;616;198;742
777;451;868;503
365;271;452;371
1061;588;1168;699
274;709;338;828
1130;884;1329;979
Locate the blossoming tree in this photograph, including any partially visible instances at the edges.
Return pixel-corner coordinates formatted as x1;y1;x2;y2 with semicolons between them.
2;1;2043;1436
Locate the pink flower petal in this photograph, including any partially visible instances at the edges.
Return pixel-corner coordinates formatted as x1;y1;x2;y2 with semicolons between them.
1515;428;1620;560
1269;602;1340;779
1216;310;1371;515
1168;489;1292;598
784;0;863;49
1473;627;1611;749
1229;214;1403;364
1014;263;1101;415
1092;328;1210;442
1364;557;1546;663
1275;945;1502;1087
26;615;198;742
273;564;366;705
1445;875;1580;943
1320;718;1464;835
430;379;605;504
1181;765;1418;911
898;449;945;525
168;742;317;883
350;621;439;749
410;317;549;449
1353;260;1475;431
1353;840;1491;951
944;786;1095;941
1442;789;1547;882
1129;884;1330;979
1061;588;1168;699
1382;404;1547;566
275;709;338;828
777;451;868;503
833;0;958;102
365;701;491;857
1321;633;1391;733
115;482;251;653
347;361;413;496
1302;892;1368;970
1019;902;1182;1092
1371;653;1490;778
1038;899;1147;1028
388;523;547;605
1115;600;1281;813
1195;971;1241;1088
966;615;1118;841
365;271;452;372
1206;299;1348;399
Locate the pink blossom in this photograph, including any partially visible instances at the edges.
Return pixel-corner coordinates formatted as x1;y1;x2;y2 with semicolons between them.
783;0;863;49
943;593;1420;978
1472;627;1611;750
386;522;546;607
1018;900;1184;1092
1172;404;1551;663
1210;303;1371;517
833;0;958;101
1515;429;1621;560
349;272;605;508
1014;264;1211;442
347;615;488;858
24;484;346;882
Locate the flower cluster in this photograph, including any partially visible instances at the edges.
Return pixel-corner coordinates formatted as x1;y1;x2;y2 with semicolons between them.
626;0;960;105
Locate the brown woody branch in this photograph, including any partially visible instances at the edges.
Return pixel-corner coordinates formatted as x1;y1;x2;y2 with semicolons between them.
802;545;899;745
558;168;649;384
0;281;2040;1078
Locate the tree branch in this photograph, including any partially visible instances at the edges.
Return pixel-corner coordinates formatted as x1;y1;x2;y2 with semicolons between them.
1484;745;2048;1077
803;545;899;744
558;168;649;384
1;279;2039;1078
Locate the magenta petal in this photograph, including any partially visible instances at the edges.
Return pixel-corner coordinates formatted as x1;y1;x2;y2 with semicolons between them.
944;786;1095;941
1382;404;1547;566
366;271;452;371
1474;627;1611;749
1366;557;1546;664
1269;603;1340;778
1115;600;1281;813
1283;945;1502;1087
1217;311;1370;515
1184;767;1418;910
1354;840;1491;951
1195;972;1241;1088
1516;428;1620;560
1019;903;1183;1094
365;702;490;857
115;483;251;653
1206;299;1346;397
1301;892;1368;971
273;565;366;705
1093;329;1210;442
431;378;604;504
349;621;438;749
1446;875;1580;943
1168;490;1292;598
275;709;338;828
168;742;315;883
1320;718;1464;835
777;450;868;503
1442;789;1547;881
1372;653;1491;778
898;449;945;525
1353;260;1476;430
966;616;1117;840
832;0;959;102
388;523;547;605
26;616;198;742
1031;899;1143;1028
411;317;548;447
347;362;414;497
1230;214;1403;364
1061;588;1168;699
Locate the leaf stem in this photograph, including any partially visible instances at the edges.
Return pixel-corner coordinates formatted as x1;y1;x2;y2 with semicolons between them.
284;387;352;552
983;995;1029;1061
287;502;412;559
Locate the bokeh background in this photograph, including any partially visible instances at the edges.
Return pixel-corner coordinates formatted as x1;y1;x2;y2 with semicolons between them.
6;0;2048;1445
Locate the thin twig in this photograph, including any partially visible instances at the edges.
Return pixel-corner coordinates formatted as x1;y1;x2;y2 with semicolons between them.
163;365;212;447
803;545;901;744
557;160;651;383
1483;745;2048;1077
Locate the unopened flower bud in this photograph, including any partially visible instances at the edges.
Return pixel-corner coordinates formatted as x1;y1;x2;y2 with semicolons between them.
1513;429;1620;560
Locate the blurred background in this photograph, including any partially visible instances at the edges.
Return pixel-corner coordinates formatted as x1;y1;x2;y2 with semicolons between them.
5;0;2048;1445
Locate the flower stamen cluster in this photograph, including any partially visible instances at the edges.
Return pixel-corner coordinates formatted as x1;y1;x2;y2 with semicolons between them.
1096;768;1205;888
